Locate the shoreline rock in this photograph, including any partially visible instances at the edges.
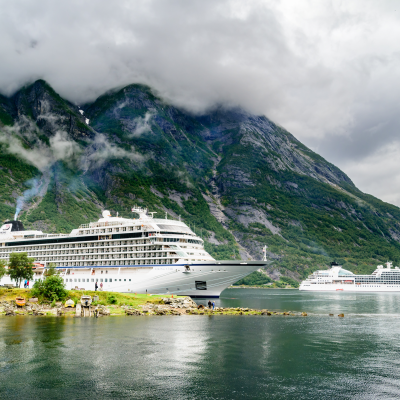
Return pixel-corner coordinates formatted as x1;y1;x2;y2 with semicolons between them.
0;297;313;317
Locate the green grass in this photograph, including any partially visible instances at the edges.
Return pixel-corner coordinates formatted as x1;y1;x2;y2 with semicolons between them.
0;288;182;308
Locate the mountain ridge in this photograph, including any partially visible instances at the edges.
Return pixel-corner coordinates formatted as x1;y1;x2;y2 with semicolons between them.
1;80;400;282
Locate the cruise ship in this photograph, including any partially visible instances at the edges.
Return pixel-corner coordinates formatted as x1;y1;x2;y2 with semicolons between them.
299;262;400;292
0;207;266;297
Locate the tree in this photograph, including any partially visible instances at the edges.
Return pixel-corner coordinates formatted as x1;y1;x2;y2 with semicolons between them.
44;262;58;277
0;259;6;280
8;252;34;287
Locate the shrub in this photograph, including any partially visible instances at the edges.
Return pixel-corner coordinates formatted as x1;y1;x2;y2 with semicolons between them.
31;275;68;301
108;295;118;305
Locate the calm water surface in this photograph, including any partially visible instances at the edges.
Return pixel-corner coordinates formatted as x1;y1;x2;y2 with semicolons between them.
1;289;400;399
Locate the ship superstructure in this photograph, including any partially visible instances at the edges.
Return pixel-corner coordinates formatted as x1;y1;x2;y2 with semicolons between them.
0;207;265;297
300;261;400;292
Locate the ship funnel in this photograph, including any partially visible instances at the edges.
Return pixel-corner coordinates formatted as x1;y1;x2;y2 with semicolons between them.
2;220;25;232
331;261;339;267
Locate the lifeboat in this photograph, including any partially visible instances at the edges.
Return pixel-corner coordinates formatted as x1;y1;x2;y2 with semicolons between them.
15;297;26;306
65;299;75;307
80;295;92;306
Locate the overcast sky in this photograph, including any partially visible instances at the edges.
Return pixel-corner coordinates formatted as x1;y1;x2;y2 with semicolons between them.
1;0;400;205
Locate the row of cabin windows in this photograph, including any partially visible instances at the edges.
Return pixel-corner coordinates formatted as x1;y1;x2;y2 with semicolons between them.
79;226;141;235
0;238;202;252
65;278;131;282
5;250;170;257
0;247;184;256
58;259;178;267
11;254;176;262
1;239;152;251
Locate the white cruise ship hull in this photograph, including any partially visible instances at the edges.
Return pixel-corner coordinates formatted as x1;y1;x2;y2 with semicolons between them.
300;262;400;293
300;283;400;292
0;211;267;298
1;261;264;298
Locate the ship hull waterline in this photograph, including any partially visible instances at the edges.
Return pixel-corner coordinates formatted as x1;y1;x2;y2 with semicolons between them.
0;261;265;298
300;284;400;292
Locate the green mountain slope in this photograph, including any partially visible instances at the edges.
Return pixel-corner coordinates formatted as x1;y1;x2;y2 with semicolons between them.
1;80;400;282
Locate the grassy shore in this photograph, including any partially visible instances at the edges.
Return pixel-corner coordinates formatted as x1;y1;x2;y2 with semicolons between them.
0;288;180;307
0;288;314;317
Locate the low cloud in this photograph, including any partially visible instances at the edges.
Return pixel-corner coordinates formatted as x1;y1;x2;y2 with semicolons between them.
0;116;82;171
0;115;145;173
81;133;145;171
1;1;400;204
127;112;153;138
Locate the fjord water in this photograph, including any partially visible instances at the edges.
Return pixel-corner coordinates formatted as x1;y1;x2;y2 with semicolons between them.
2;290;400;399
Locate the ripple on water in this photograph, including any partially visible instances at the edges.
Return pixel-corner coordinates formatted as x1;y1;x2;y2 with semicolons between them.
1;291;400;399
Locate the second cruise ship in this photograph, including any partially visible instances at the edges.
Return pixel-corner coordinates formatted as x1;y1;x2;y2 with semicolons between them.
300;262;400;292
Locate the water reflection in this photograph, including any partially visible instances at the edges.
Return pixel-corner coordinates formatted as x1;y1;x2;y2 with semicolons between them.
196;288;400;315
2;291;400;399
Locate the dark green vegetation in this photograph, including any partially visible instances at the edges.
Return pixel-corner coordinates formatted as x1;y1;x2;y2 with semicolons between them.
7;253;34;287
2;80;400;284
31;275;68;302
234;271;272;286
0;259;6;279
31;263;68;302
233;271;299;288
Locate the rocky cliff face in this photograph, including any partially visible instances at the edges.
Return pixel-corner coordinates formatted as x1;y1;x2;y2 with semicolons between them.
1;80;400;280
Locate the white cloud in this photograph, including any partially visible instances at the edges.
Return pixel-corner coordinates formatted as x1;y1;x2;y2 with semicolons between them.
127;112;153;138
81;133;145;171
0;116;144;173
1;0;400;204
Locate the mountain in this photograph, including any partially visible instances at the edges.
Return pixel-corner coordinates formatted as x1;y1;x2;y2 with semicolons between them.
1;79;400;283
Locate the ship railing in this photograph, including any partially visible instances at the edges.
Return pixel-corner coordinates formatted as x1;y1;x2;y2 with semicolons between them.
79;220;131;229
18;233;70;240
47;234;70;238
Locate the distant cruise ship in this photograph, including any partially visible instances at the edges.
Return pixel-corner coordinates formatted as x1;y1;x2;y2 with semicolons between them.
0;207;266;297
300;262;400;292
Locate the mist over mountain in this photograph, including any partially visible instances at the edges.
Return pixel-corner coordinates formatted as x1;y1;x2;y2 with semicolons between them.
1;80;400;281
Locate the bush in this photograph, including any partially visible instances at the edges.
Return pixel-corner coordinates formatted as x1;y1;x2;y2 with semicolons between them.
31;275;68;301
108;295;118;305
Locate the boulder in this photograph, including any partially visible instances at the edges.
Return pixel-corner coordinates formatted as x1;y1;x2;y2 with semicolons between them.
125;309;143;316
